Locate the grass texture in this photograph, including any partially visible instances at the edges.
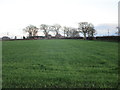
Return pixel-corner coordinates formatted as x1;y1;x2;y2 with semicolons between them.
2;39;118;88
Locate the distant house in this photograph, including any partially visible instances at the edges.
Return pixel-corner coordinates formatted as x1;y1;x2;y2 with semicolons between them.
55;34;64;38
2;36;10;40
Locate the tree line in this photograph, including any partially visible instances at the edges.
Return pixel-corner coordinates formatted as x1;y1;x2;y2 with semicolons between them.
23;22;96;40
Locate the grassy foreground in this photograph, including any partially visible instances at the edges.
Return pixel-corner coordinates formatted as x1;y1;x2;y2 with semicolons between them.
2;39;118;88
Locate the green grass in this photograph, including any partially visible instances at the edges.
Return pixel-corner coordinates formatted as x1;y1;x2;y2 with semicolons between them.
2;39;118;88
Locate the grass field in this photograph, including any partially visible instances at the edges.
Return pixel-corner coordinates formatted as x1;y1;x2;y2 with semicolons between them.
2;39;118;88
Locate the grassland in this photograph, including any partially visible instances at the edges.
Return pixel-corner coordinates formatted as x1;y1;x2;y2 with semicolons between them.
2;39;118;88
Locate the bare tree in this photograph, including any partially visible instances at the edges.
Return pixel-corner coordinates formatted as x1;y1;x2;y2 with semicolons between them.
69;27;79;37
78;22;95;40
23;26;32;37
23;25;38;37
63;26;71;37
40;24;50;38
33;27;39;36
50;24;61;38
87;23;96;37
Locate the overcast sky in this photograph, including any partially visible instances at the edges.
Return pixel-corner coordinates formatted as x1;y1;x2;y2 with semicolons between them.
0;0;119;38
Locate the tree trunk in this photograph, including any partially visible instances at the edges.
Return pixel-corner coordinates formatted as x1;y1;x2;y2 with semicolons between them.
45;32;48;38
83;33;87;40
56;32;59;38
29;32;32;37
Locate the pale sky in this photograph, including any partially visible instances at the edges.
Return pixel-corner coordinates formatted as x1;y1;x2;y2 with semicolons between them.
0;0;119;38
